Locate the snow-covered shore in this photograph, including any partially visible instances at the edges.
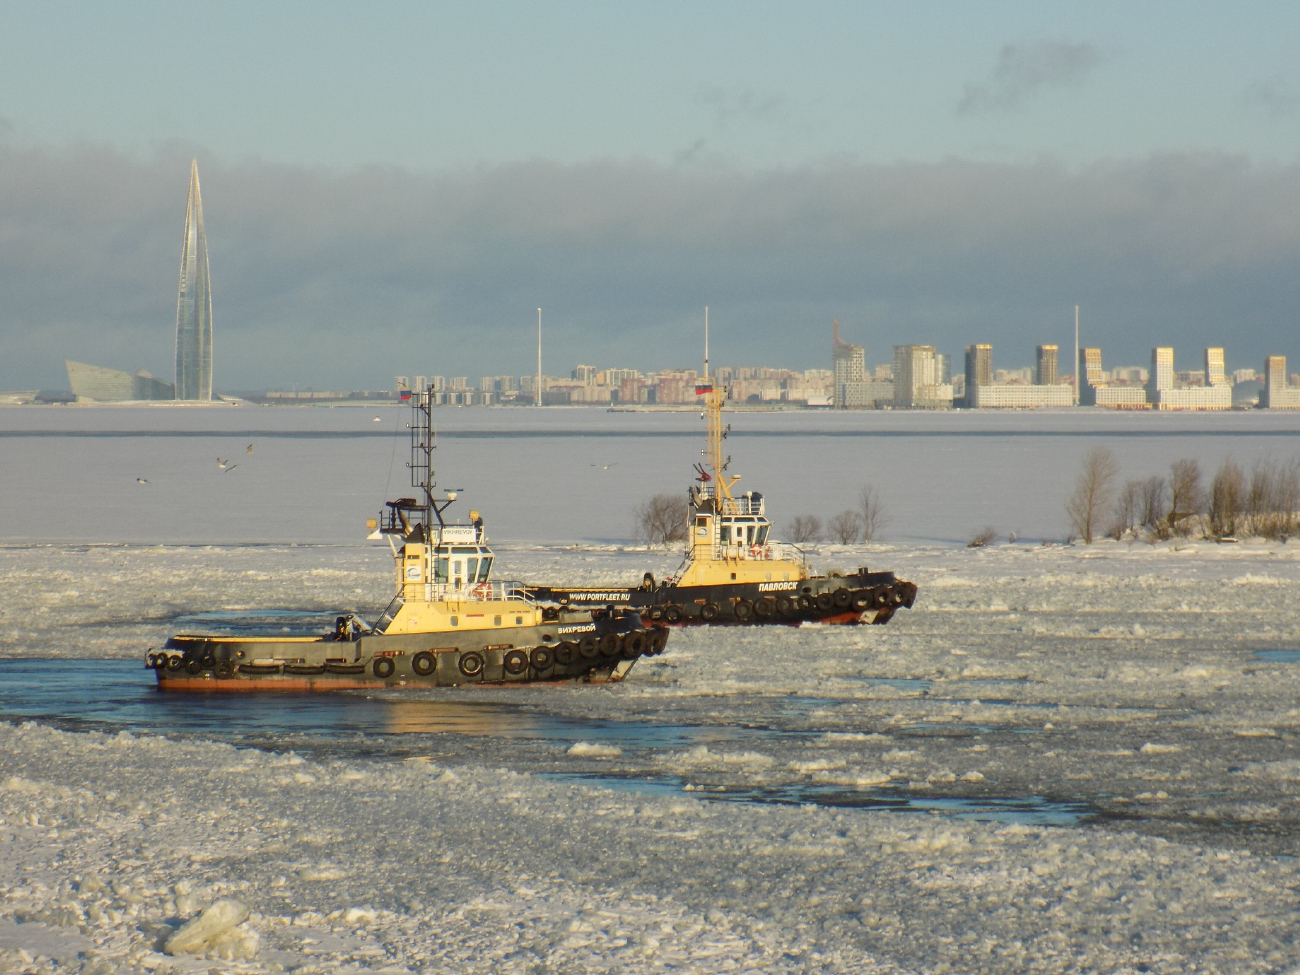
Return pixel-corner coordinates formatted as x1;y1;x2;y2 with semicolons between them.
4;538;1300;972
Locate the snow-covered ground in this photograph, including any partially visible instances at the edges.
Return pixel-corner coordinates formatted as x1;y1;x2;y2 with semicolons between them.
4;539;1300;972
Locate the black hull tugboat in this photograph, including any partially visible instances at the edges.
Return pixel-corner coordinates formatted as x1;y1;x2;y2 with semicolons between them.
528;315;917;627
148;390;668;691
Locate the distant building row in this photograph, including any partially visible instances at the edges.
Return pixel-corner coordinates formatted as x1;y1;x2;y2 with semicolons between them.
833;321;1300;410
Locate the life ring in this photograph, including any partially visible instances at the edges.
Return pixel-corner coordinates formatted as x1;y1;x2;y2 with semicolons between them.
663;605;682;623
214;661;235;679
372;657;396;679
833;588;852;608
775;596;793;616
530;646;554;670
555;642;576;665
598;633;621;657
622;631;646;659
412;651;436;676
749;545;763;559
816;592;834;612
458;651;484;677
754;597;775;618
733;600;754;621
578;636;599;659
700;603;720;622
472;583;492;598
503;649;529;675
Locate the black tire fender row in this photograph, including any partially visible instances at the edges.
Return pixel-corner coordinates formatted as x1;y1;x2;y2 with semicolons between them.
412;651;436;676
458;651;485;677
372;657;396;679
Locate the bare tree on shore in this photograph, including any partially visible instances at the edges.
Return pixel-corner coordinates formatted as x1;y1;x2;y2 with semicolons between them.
858;485;888;542
634;493;688;547
1139;475;1170;540
1065;446;1119;544
1108;479;1142;540
787;515;823;544
827;511;862;544
1167;459;1203;537
1208;458;1245;539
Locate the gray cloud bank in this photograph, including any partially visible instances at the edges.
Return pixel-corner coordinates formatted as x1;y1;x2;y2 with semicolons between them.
1;144;1298;391
959;42;1103;114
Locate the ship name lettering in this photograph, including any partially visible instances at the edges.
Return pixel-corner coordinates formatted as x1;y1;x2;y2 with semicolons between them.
557;624;598;634
758;582;797;591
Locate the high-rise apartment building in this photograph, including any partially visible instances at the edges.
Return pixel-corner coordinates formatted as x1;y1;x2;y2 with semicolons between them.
1147;347;1231;409
893;345;951;408
1261;355;1300;408
1148;347;1175;397
1080;348;1104;387
174;160;213;400
1036;345;1058;386
964;344;992;395
1205;347;1228;387
832;320;866;408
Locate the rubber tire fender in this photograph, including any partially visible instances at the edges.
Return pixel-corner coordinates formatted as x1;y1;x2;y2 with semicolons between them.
503;649;529;675
372;657;396;679
152;655;169;671
700;602;721;622
214;661;235;679
578;636;600;659
597;632;621;657
852;592;872;611
649;627;670;655
555;642;576;665
530;646;554;670
412;651;436;676
876;588;892;607
816;592;835;612
184;658;202;675
754;597;775;618
458;651;484;677
733;600;754;622
621;631;646;659
775;596;793;616
798;594;816;612
663;605;682;623
647;605;665;622
833;587;852;608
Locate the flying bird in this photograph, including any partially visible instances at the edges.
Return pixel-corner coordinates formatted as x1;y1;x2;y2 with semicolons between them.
246;443;254;454
217;457;238;473
590;463;618;470
136;477;149;485
373;416;382;422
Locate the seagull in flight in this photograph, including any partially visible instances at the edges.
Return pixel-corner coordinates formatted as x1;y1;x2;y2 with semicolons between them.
245;443;254;454
590;463;618;470
373;416;382;422
217;457;238;473
136;477;150;485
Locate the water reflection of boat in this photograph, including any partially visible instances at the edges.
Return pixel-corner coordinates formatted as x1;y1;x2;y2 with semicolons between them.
148;389;668;691
378;699;546;736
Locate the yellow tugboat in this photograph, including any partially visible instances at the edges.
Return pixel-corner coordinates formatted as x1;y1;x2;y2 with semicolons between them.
148;390;668;690
529;314;918;625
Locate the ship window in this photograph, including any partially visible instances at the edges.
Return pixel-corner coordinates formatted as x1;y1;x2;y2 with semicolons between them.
450;616;458;626
466;558;479;580
756;525;769;544
453;546;477;554
434;558;449;582
745;526;755;545
516;616;523;625
494;616;502;625
719;525;731;543
478;558;492;581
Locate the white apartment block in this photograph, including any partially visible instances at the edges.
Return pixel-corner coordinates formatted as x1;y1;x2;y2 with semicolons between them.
969;384;1074;408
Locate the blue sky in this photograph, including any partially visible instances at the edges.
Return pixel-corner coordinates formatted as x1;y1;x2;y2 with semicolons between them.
2;3;1299;388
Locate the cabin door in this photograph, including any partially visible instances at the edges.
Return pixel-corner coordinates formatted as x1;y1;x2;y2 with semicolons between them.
452;559;465;587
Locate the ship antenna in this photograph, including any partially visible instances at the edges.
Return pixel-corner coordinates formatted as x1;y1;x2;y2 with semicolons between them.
696;306;738;514
704;305;709;380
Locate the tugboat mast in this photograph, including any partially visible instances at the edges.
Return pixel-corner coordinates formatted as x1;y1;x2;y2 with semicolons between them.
696;307;738;514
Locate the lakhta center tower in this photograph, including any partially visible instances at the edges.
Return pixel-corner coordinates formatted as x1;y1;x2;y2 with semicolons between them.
174;159;213;400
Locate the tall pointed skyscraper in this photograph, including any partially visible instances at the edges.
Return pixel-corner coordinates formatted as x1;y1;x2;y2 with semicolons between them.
174;160;213;400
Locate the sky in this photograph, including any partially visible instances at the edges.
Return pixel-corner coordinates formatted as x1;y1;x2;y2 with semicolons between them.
1;2;1299;390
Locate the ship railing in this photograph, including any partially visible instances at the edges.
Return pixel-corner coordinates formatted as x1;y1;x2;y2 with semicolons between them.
712;540;802;563
428;580;536;604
